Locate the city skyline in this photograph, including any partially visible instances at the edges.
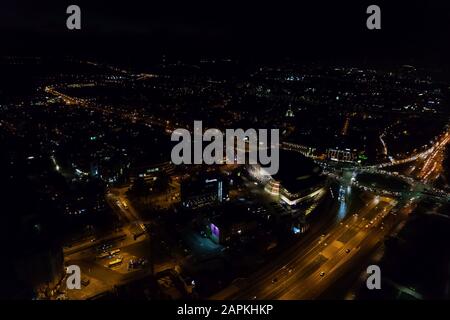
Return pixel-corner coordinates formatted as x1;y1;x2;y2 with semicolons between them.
1;0;450;307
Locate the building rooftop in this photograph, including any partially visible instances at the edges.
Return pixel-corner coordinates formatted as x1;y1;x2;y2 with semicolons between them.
272;150;324;194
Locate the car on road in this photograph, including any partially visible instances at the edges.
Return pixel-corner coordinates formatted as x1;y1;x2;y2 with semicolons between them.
107;258;123;268
319;271;325;277
110;249;121;256
97;252;110;259
345;248;351;253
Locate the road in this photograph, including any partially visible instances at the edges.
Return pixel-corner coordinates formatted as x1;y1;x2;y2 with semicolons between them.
62;184;157;299
107;188;141;223
45;85;175;132
212;195;406;300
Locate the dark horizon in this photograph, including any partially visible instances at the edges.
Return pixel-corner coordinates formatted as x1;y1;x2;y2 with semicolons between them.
1;1;450;67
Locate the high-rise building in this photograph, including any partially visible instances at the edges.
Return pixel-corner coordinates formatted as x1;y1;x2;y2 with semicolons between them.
180;173;229;209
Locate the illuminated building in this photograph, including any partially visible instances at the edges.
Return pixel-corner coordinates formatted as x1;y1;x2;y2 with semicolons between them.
326;148;357;162
207;203;258;244
249;150;326;208
181;173;229;209
131;161;175;182
264;179;280;195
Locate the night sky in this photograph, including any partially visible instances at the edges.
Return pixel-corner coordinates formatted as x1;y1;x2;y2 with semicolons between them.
1;1;450;65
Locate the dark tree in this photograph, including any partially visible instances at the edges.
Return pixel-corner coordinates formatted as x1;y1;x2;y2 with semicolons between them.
153;172;171;193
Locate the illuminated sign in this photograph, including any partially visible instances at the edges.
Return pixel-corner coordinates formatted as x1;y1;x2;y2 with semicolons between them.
218;181;223;202
210;223;220;243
